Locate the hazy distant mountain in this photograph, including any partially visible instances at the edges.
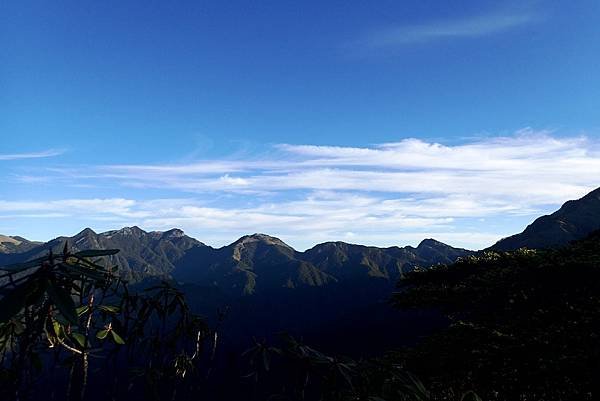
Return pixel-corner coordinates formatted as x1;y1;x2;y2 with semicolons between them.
302;238;469;281
490;187;600;251
1;228;470;294
173;234;472;296
0;235;40;254
0;226;204;280
173;234;335;295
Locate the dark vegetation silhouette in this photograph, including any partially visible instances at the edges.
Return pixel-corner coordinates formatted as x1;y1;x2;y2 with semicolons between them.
0;244;209;401
0;243;441;401
3;229;600;399
393;231;600;400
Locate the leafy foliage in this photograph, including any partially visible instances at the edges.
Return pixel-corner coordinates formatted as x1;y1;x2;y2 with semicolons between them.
0;244;210;401
8;227;598;400
240;333;479;401
393;231;600;400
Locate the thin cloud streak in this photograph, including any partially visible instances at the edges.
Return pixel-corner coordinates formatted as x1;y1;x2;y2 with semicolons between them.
354;9;537;48
0;194;499;249
0;149;64;161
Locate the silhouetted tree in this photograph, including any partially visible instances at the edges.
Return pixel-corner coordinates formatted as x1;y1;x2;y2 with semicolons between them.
0;243;209;401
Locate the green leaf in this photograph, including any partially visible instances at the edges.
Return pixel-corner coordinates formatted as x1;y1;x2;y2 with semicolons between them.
46;280;79;325
111;330;125;345
76;306;89;316
75;249;120;258
53;314;70;327
99;305;120;314
52;320;63;337
60;263;107;283
71;332;86;348
96;329;109;340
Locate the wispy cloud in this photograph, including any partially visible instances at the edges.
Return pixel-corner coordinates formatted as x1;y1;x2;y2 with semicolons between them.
76;129;599;205
0;149;64;161
5;129;600;250
0;195;492;249
354;9;537;48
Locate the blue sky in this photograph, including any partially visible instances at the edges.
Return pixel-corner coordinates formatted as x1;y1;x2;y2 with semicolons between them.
1;0;600;250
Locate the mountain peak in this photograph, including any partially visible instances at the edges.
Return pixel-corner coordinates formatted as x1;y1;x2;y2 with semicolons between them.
77;227;97;237
114;226;145;236
127;225;145;234
417;238;446;249
161;228;186;239
234;233;291;248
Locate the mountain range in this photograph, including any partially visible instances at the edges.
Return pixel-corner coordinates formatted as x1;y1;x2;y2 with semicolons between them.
3;186;600;295
0;227;470;296
3;186;600;358
0;225;473;354
0;227;202;281
4;186;600;292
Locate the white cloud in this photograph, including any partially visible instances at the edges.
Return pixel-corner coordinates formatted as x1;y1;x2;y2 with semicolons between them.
353;8;537;48
0;149;64;161
5;130;600;250
0;194;475;249
87;129;599;205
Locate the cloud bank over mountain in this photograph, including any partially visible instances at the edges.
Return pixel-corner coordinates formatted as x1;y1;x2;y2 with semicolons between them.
3;130;600;249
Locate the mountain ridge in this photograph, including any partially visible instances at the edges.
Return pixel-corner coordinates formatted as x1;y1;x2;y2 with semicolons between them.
0;226;204;281
6;185;600;290
0;227;471;295
0;234;41;254
490;187;600;251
